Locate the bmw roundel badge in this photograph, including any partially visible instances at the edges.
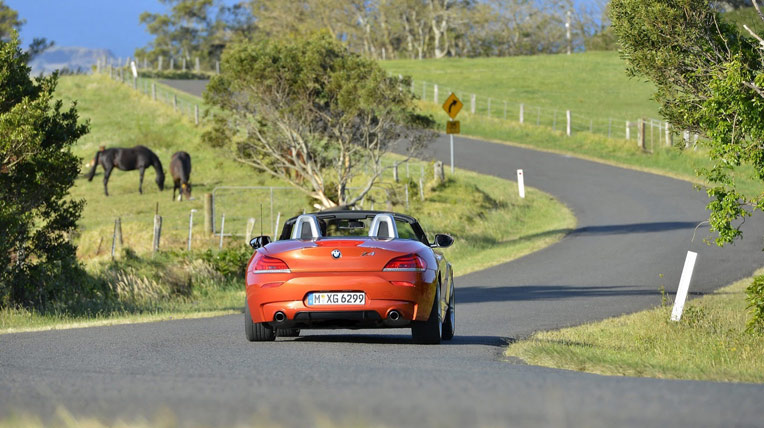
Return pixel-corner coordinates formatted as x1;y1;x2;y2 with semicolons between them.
331;249;342;259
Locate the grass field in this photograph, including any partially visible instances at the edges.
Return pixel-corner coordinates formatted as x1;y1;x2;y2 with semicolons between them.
0;73;575;333
382;51;661;122
505;269;764;383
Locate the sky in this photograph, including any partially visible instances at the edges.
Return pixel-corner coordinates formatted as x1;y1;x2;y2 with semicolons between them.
7;0;234;58
8;0;598;59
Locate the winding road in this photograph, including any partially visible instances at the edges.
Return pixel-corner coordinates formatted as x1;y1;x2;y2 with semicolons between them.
2;81;763;427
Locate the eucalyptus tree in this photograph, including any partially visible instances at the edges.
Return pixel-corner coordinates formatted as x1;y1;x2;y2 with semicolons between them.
611;0;764;244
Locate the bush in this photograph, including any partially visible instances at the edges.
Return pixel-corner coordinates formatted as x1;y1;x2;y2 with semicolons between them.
200;247;252;279
0;34;90;309
746;275;764;334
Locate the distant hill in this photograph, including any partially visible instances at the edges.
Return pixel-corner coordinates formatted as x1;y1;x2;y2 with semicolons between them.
29;46;115;74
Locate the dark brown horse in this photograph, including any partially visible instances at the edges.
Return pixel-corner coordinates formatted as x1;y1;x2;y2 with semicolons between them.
86;146;165;196
170;151;192;201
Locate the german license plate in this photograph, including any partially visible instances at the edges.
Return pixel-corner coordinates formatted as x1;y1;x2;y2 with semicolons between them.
307;292;365;306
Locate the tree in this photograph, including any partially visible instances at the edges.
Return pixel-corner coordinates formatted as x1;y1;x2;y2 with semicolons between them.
0;34;90;308
136;0;248;68
203;32;435;209
610;0;764;244
0;1;52;61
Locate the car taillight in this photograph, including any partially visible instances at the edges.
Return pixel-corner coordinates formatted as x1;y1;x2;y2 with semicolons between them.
252;253;290;273
383;254;426;272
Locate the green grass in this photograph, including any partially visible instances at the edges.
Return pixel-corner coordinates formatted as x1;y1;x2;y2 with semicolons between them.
506;268;764;383
0;74;575;334
382;51;661;121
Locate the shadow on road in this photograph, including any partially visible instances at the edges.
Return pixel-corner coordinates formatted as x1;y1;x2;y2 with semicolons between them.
457;284;658;304
290;333;507;347
570;221;698;236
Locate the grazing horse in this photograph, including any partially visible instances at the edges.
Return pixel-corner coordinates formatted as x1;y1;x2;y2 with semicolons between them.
86;145;165;196
170;151;192;201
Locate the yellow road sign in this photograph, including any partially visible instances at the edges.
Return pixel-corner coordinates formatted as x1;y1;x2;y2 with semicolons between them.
446;120;460;134
442;93;463;119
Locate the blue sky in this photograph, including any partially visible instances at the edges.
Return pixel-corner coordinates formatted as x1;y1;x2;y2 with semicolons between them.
7;0;234;58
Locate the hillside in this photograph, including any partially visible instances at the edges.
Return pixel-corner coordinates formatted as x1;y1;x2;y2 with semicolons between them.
382;51;660;122
29;46;114;74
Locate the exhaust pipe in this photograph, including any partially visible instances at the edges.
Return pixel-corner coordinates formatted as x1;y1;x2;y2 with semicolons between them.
274;311;286;322
388;310;400;321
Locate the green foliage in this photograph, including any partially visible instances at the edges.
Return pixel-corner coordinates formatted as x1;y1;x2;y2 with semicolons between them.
200;247;252;279
204;32;435;208
610;0;764;245
135;0;252;68
0;1;22;42
0;35;91;309
746;274;764;334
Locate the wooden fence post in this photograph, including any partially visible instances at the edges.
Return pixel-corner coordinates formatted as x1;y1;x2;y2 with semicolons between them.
393;164;399;182
626;121;631;140
638;118;646;151
194;105;199;125
665;123;673;146
153;214;162;254
204;193;213;235
519;104;524;124
434;161;445;183
151;83;156;101
245;218;256;244
219;213;226;249
111;218;118;259
419;178;424;201
470;94;476;114
433;84;438;103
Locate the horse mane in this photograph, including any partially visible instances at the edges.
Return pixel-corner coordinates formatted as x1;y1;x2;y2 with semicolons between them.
151;150;165;183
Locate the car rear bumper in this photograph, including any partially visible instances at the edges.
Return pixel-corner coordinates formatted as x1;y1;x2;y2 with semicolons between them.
246;271;436;326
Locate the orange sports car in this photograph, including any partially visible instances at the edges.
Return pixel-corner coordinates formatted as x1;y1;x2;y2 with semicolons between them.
244;210;455;344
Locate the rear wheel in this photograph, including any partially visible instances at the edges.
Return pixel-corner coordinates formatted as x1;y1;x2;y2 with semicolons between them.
277;328;300;337
411;283;442;344
244;301;275;342
442;276;455;341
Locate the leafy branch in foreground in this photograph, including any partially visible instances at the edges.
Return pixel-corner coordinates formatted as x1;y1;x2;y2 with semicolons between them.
610;0;764;245
203;32;435;209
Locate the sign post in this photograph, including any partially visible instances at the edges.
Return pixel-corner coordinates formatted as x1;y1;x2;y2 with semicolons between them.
442;93;463;174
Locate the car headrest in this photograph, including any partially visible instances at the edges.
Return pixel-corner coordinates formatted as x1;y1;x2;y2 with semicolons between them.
368;213;398;239
291;214;322;240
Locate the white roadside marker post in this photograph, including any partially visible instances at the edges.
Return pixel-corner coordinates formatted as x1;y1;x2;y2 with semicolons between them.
517;169;525;199
671;251;698;321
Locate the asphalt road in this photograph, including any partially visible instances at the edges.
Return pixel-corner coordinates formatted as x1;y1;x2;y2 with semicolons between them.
1;81;763;427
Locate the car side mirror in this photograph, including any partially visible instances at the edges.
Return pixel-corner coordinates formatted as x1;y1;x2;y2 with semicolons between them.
431;234;454;248
249;235;271;249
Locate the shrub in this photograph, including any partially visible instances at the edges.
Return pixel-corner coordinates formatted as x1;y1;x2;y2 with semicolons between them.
200;247;252;279
746;275;764;334
0;34;90;309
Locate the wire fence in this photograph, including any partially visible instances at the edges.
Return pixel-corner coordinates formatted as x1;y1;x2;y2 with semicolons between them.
409;78;684;146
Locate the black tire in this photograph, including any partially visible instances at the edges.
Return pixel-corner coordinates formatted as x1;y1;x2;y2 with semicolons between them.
277;328;300;337
442;275;455;341
411;283;442;345
244;301;275;342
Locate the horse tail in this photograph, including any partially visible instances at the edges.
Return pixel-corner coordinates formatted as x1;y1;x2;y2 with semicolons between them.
86;150;101;181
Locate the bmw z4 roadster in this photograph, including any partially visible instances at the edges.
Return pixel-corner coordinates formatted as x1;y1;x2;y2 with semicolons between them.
244;211;455;344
